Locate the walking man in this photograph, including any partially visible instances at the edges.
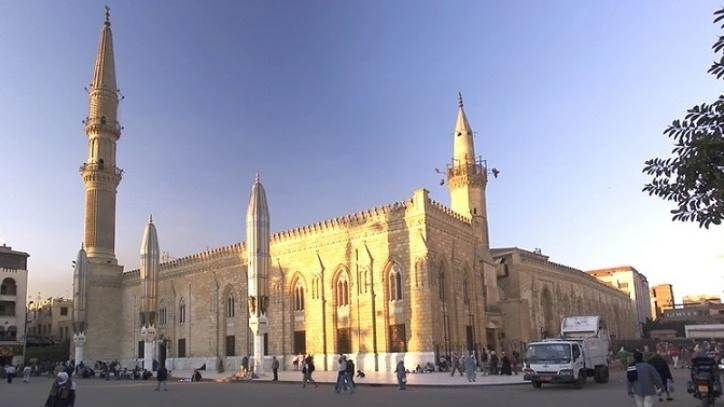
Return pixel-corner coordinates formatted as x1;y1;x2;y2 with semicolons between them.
627;350;663;407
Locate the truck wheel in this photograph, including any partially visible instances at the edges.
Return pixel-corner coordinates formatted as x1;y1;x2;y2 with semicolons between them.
601;366;609;383
574;371;586;389
593;366;602;383
532;381;542;389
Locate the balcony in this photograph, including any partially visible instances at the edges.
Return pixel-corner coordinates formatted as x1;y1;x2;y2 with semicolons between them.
446;158;486;178
82;116;122;136
79;161;124;177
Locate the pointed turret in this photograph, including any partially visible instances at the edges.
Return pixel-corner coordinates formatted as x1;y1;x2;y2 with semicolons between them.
72;243;89;334
72;243;89;366
245;174;270;374
139;215;160;326
453;92;475;164
139;215;160;371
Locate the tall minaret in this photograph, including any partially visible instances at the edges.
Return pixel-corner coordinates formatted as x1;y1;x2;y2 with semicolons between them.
71;243;89;366
246;174;270;374
139;216;160;370
447;93;490;248
81;6;123;263
79;7;124;362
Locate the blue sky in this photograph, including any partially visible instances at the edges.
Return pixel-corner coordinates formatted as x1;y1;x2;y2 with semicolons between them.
0;1;722;303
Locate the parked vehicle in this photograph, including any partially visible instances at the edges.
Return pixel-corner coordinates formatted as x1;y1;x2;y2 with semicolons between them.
523;315;610;389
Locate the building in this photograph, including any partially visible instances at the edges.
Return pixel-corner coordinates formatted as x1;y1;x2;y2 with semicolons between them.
682;293;721;307
650;283;675;320
659;301;724;324
70;10;639;373
494;248;636;346
27;298;73;344
587;266;651;337
0;244;29;365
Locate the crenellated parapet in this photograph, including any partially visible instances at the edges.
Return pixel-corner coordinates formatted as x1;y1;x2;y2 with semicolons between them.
271;200;411;243
123;242;246;282
426;198;472;227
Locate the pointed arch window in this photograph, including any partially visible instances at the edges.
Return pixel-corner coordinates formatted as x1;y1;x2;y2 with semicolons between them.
159;305;167;327
336;273;349;306
463;274;470;305
227;293;236;318
389;264;403;301
480;271;487;304
294;282;305;312
312;276;320;300
179;299;186;324
438;272;446;302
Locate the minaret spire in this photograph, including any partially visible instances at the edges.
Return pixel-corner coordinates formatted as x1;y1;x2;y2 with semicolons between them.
453;92;475;164
446;93;490;248
81;8;123;262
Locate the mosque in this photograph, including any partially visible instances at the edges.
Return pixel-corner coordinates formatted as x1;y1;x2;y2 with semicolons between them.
70;10;637;374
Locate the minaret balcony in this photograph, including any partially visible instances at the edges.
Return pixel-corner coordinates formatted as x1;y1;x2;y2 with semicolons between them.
447;158;486;178
79;161;124;178
83;116;122;137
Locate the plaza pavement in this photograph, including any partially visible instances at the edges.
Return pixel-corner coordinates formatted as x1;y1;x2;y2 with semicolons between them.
171;368;528;386
2;368;698;407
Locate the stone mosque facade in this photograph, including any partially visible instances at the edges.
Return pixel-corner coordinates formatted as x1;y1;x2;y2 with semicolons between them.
71;11;636;374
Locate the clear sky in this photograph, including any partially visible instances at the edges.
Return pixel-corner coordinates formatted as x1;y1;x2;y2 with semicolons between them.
0;1;722;303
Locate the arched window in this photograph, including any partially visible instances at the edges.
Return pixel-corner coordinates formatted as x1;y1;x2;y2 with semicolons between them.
227;293;236;318
312;276;320;300
389;264;403;301
463;274;470;305
0;278;17;296
336;273;349;306
159;306;167;326
294;282;305;312
438;272;445;301
480;271;487;304
178;299;186;324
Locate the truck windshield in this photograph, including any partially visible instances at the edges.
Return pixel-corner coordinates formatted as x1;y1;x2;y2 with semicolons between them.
526;343;572;364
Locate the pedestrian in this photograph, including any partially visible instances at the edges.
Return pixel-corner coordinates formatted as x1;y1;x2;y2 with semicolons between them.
5;364;16;383
302;354;318;388
241;355;249;379
464;353;477;382
670;347;680;369
154;364;168;391
271;356;279;381
648;352;673;401
335;354;349;393
23;365;31;383
627;350;663;407
395;359;407;390
44;372;76;407
345;356;356;391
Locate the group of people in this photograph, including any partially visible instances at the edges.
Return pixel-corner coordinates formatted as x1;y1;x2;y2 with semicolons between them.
625;342;724;407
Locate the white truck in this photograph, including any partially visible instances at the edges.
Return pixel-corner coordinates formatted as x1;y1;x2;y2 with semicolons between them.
523;315;610;389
